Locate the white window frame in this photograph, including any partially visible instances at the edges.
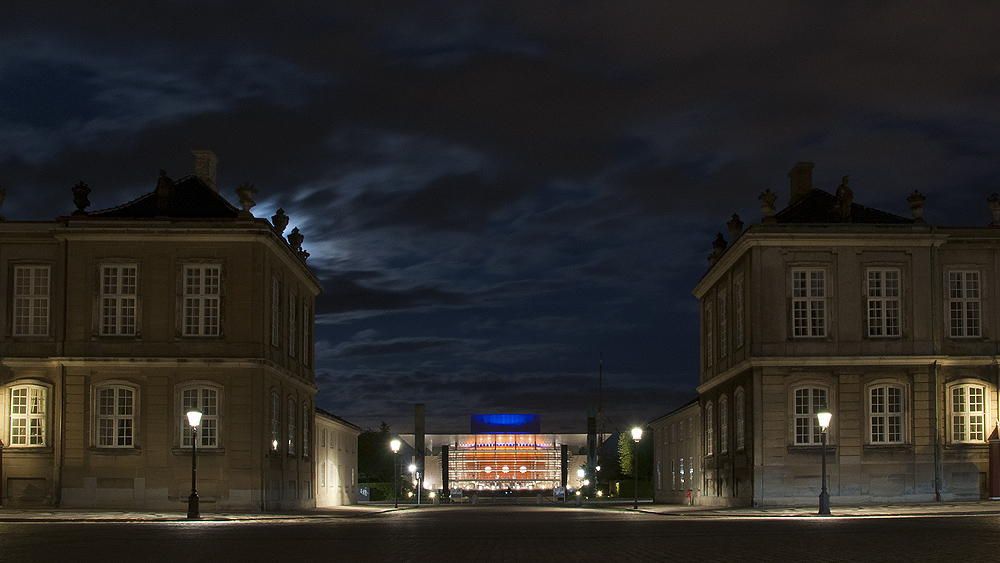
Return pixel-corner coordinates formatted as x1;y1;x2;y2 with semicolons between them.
8;384;47;447
180;385;220;448
13;265;50;337
950;383;987;443
288;292;297;358
705;402;714;456
271;276;281;347
735;281;745;349
718;295;728;359
320;462;326;488
182;264;221;336
301;303;311;364
869;384;904;444
287;398;297;455
735;389;745;451
270;392;280;451
99;264;138;336
705;303;714;368
792;269;826;337
949;271;982;338
867;268;901;337
302;402;310;458
719;395;729;454
95;385;136;448
793;386;828;445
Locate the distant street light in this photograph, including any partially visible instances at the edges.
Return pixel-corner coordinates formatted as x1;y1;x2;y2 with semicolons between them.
186;407;203;519
390;439;401;509
409;463;421;506
631;427;643;510
817;405;832;515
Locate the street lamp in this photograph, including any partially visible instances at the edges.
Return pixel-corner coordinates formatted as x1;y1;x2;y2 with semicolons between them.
817;405;832;515
631;427;643;510
390;439;401;508
186;407;203;519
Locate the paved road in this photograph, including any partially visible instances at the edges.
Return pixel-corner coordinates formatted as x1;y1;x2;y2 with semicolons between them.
2;506;999;562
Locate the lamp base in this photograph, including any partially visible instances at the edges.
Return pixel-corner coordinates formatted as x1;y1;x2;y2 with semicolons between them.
187;492;200;519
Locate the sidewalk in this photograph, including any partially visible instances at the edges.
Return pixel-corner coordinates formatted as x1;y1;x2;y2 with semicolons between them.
632;500;1000;518
0;504;395;522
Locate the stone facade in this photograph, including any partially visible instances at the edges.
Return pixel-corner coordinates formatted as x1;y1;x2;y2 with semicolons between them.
0;152;324;511
693;163;1000;507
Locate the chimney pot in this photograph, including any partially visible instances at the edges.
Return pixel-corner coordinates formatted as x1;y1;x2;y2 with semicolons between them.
191;150;219;192
788;162;814;205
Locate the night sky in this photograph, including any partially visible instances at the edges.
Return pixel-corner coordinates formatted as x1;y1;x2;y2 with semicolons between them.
2;3;998;434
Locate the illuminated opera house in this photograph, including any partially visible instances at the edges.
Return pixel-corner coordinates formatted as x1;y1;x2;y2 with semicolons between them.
401;414;588;493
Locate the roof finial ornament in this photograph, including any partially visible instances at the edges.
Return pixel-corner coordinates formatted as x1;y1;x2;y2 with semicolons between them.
72;181;91;216
708;232;727;265
235;182;258;217
727;213;744;243
271;208;289;234
759;189;777;222
908;190;927;224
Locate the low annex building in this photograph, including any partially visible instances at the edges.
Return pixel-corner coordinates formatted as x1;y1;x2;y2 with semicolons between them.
0;151;332;510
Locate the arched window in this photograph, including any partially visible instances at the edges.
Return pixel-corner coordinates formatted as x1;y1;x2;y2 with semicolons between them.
793;386;828;445
705;402;714;456
179;383;221;448
869;384;904;444
719;396;729;454
950;382;987;443
95;384;136;448
8;384;47;446
735;389;746;451
287;398;297;454
302;401;311;458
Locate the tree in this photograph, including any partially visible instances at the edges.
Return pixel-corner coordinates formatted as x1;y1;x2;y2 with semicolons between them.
618;432;635;477
357;421;394;483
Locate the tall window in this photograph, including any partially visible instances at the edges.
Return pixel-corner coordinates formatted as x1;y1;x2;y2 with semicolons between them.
100;264;138;336
792;269;826;337
9;385;46;446
869;385;903;444
867;269;900;337
270;392;280;451
181;387;219;447
271;276;281;347
13;265;50;336
705;303;714;368
288;292;297;358
302;402;311;458
183;265;221;336
302;304;311;364
705;402;714;456
96;386;135;447
794;387;828;444
735;390;746;451
718;296;728;359
949;271;981;338
735;281;745;349
951;384;986;443
287;398;297;455
718;396;729;453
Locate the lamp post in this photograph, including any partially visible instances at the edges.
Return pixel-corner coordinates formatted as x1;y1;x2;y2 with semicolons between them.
390;439;401;509
409;463;421;506
631;427;643;510
186;407;203;519
817;405;832;515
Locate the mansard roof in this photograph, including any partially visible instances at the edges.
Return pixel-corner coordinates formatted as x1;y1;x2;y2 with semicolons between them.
773;188;912;224
87;172;239;219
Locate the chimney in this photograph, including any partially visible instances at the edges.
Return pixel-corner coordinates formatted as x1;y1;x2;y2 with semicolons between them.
788;162;814;205
191;150;219;192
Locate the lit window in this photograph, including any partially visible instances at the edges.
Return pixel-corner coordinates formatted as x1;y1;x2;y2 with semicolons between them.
271;276;281;347
719;396;729;454
97;386;135;447
288;292;297;358
867;269;900;337
181;386;219;447
705;402;714;456
9;385;46;446
951;384;986;443
13;265;50;336
270;393;280;451
320;462;326;488
735;390;745;451
794;387;828;444
735;281;745;348
100;264;138;336
870;385;904;444
287;398;297;454
949;271;981;338
183;265;221;336
792;269;825;337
